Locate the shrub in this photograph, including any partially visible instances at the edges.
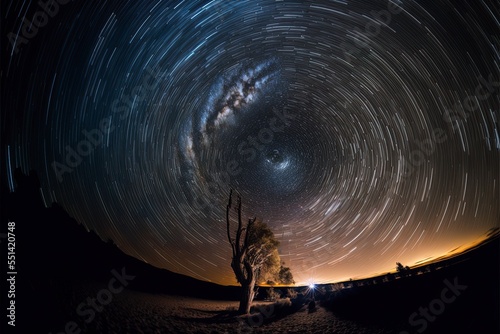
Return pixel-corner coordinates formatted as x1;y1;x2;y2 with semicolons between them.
266;287;281;301
286;288;298;299
250;298;293;320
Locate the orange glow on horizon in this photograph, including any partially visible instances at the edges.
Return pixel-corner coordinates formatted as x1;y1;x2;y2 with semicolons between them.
216;229;498;287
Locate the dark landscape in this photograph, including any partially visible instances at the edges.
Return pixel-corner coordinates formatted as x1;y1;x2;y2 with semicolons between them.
2;1;499;333
2;171;499;333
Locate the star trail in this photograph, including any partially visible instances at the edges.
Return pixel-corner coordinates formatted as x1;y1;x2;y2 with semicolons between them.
2;0;499;285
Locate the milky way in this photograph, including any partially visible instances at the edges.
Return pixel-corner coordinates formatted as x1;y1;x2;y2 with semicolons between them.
2;0;499;285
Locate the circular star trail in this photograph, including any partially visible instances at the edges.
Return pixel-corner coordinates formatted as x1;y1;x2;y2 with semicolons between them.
2;0;499;285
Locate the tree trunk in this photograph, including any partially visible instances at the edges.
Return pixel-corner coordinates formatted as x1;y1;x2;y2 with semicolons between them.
238;279;256;314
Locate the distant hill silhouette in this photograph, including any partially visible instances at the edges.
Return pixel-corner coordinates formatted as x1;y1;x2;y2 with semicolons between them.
1;169;239;332
319;231;499;333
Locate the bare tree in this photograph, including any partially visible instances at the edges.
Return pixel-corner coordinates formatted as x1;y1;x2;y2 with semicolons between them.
226;190;285;314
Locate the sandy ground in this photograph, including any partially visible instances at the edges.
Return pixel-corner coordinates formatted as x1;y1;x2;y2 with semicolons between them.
62;286;397;334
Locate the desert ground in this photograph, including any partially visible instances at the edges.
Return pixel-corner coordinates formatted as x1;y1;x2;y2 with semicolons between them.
66;286;395;334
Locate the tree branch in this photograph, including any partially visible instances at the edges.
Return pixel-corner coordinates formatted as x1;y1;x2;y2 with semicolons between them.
226;189;236;257
235;194;243;256
243;217;256;253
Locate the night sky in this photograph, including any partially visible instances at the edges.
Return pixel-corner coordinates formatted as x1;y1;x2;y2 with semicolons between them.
2;0;499;286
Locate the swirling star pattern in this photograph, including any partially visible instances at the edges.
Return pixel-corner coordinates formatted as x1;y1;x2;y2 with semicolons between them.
2;0;499;285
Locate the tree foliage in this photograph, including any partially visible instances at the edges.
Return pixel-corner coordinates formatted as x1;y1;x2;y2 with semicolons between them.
278;264;295;285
